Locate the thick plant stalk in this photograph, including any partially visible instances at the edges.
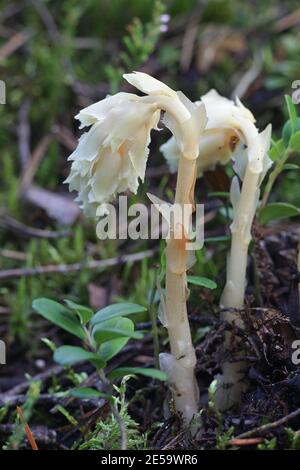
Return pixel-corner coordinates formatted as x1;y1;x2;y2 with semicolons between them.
160;156;199;423
217;168;260;410
66;70;206;423
221;168;260;311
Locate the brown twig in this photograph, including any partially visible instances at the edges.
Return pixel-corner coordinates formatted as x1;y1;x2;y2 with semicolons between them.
52;124;77;151
16;406;39;450
0;31;29;60
5;365;63;396
0;249;27;261
0;212;70;239
0;248;157;279
20;134;52;192
234;407;300;440
274;8;300;32
229;437;264;446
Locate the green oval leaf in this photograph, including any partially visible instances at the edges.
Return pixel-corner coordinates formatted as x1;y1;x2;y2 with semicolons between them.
91;303;147;326
259;202;300;225
64;299;93;325
92;317;143;344
54;345;105;367
285;95;298;132
108;367;167;381
269;138;285;161
99;338;130;362
187;275;217;290
32;298;86;340
282;118;300;147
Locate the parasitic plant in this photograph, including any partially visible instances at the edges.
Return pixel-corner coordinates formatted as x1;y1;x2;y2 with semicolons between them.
66;72;207;422
162;90;272;410
67;74;273;416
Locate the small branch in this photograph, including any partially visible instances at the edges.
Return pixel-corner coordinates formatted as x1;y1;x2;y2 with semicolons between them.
0;212;70;239
229;437;264;446
0;249;156;280
4;365;63;396
274;8;300;32
0;31;29;60
231;52;263;99
16;406;39;450
234;407;300;439
20;134;52;192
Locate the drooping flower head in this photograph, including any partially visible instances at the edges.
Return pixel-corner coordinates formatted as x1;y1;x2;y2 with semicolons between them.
161;89;272;179
65;72;206;218
65;92;160;217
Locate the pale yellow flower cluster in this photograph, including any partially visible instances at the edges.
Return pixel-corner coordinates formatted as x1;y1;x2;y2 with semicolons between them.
66;73;271;220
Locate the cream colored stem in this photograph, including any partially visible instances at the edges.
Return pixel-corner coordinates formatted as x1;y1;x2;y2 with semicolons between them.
221;167;260;312
162;156;199;423
218;167;260;410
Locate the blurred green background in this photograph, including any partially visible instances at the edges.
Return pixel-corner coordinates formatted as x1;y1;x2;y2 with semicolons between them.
0;0;300;344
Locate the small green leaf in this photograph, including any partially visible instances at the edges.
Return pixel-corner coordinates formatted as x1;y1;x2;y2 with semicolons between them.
108;367;167;381
285;95;298;134
269;138;285;161
54;346;105;367
91;303;147;326
70;387;112;402
92;317;143;344
259;202;300;224
282;118;300;147
41;337;56;352
64;299;93;325
283;163;300;170
99;338;130;362
289;131;300;150
32;298;86;340
187;275;217;290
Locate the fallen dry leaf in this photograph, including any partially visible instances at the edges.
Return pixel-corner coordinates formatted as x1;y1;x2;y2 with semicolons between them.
88;283;108;310
24;185;80;225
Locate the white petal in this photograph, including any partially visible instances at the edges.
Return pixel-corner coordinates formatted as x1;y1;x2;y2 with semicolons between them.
68;121;105;163
75;92;137;128
123;71;178;98
230;176;241;211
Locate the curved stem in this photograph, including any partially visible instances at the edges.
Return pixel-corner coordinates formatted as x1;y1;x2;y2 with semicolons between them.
161;156;199;423
218;167;260;410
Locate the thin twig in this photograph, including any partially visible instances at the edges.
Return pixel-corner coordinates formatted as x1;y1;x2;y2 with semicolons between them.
0;31;29;60
229;437;264;446
16;406;39;450
0;249;156;280
274;8;300;32
231;52;263;99
234;407;300;439
20;134;52;192
0;212;70;239
4;365;63;396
